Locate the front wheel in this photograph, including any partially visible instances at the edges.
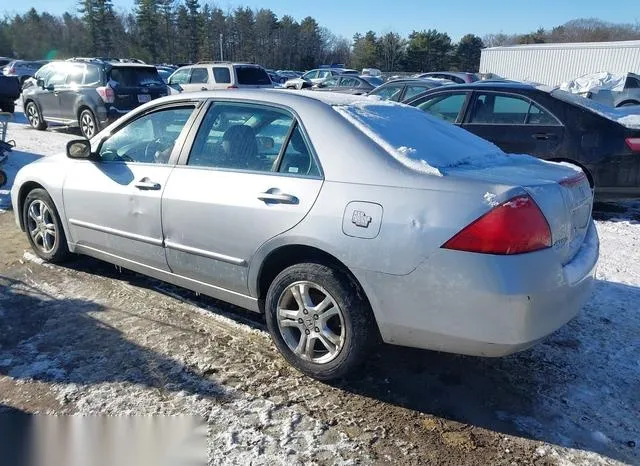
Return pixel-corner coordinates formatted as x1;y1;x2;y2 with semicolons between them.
79;109;99;139
25;101;47;130
265;263;378;380
22;188;69;263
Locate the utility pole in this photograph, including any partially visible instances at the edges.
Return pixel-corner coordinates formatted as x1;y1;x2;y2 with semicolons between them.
219;33;224;61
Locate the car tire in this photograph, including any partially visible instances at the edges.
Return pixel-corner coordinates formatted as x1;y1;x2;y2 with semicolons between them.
25;101;47;130
22;188;69;263
79;109;99;139
296;82;304;90
265;262;378;380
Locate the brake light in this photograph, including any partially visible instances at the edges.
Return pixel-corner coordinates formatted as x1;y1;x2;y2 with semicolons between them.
626;137;640;152
442;195;551;255
96;85;115;103
227;85;238;89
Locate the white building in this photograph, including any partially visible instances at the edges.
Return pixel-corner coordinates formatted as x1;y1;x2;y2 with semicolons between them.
480;40;640;86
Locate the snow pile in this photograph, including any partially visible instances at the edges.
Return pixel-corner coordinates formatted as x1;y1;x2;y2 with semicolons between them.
333;100;506;175
560;72;628;95
551;88;640;129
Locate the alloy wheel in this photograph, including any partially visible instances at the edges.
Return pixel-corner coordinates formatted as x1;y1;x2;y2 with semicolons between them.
26;103;39;127
26;200;57;254
277;281;346;364
81;112;96;138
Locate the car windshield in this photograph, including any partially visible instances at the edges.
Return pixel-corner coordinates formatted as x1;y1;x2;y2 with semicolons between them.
234;66;271;85
333;99;506;175
109;67;164;86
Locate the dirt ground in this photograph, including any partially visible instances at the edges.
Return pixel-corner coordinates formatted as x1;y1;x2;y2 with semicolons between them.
0;209;637;465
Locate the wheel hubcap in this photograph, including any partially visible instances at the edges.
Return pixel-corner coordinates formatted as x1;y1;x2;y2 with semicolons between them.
81;113;95;138
27;200;56;254
277;281;345;364
27;104;39;126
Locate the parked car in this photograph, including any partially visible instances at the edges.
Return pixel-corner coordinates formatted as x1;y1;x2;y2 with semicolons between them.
0;75;20;113
11;90;598;380
22;59;167;138
405;81;640;198
368;78;450;102
314;75;383;94
361;68;382;77
415;72;478;84
277;70;303;79
3;60;48;85
266;70;287;85
561;72;640;108
167;62;273;92
284;68;358;90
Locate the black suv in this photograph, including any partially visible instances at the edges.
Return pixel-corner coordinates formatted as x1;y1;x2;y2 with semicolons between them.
22;59;167;138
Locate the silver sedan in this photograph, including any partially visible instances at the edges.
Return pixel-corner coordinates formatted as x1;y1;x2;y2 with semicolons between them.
11;90;599;380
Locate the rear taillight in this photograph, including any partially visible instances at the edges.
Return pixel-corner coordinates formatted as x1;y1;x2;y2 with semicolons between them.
96;85;115;103
626;137;640;152
442;195;551;255
227;85;238;89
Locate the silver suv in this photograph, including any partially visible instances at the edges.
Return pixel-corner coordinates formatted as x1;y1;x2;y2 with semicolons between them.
167;62;273;92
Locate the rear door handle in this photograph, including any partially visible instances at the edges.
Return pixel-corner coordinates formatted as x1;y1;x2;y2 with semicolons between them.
257;192;298;204
134;179;161;190
532;133;556;141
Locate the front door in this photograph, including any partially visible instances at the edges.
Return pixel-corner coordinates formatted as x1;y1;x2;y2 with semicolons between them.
461;92;565;158
39;63;68;119
162;101;323;295
62;103;199;270
180;67;211;93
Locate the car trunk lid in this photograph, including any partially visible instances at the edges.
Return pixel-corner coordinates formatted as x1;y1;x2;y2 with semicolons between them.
446;157;593;264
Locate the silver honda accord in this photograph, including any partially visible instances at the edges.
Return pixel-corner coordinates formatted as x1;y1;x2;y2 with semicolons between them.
11;90;599;380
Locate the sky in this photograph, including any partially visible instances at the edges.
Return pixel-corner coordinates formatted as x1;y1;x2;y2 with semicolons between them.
4;0;640;41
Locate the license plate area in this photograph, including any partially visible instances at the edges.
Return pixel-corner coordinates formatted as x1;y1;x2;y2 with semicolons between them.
137;94;151;103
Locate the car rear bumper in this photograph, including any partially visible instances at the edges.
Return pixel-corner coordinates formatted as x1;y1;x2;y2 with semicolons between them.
355;221;599;357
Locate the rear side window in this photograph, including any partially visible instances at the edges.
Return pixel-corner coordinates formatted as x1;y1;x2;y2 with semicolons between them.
213;67;231;84
234;66;271;85
404;86;429;101
278;124;320;177
66;64;85;86
109;67;163;86
626;77;640;89
84;65;101;85
189;67;209;84
469;93;559;125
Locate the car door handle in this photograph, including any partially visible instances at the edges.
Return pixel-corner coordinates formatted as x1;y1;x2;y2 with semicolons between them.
134;179;161;190
257;192;298;204
532;133;555;140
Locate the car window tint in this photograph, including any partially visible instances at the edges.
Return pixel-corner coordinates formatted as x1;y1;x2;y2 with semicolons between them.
188;103;294;172
66;64;84;86
189;67;209;84
234;66;271;85
416;93;468;122
35;63;54;80
302;70;317;80
318;70;331;79
323;77;338;87
109;67;163;86
340;77;359;87
84;65;101;85
404;85;428;100
527;102;559;125
278;124;320;177
625;77;640;89
371;84;404;101
213;67;231;83
99;106;195;164
169;68;190;85
470;94;530;124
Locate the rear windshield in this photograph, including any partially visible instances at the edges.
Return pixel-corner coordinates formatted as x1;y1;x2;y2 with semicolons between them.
234;66;271;85
334;99;505;175
109;67;164;86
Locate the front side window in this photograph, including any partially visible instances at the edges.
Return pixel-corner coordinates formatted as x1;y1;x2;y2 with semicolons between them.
318;70;331;79
45;64;68;88
414;92;469;122
302;70;317;80
99;106;195;164
213;67;231;84
188;102;319;177
321;78;338;88
189;67;209;84
339;77;359;87
169;68;190;85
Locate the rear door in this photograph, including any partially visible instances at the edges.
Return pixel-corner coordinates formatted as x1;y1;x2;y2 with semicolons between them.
162;100;323;295
39;62;68;119
461;92;564;158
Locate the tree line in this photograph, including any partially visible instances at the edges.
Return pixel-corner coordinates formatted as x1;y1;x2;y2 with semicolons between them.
0;1;639;73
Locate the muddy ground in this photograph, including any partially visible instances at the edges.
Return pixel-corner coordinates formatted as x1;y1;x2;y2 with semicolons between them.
0;209;637;465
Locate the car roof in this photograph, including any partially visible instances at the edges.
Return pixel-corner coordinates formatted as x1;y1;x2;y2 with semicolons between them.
384;78;443;85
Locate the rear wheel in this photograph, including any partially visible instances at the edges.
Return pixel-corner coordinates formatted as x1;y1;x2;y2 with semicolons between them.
79;109;99;139
25;101;46;130
22;188;69;263
265;262;377;380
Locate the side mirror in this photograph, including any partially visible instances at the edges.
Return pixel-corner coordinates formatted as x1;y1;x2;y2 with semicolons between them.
36;78;45;89
66;139;93;159
45;84;55;91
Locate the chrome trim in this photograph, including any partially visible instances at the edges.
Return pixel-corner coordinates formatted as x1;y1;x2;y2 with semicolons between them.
164;240;247;266
68;218;163;246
